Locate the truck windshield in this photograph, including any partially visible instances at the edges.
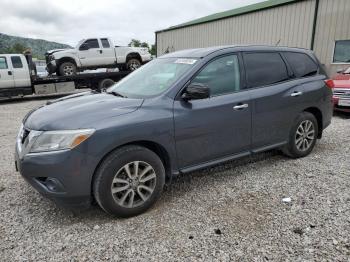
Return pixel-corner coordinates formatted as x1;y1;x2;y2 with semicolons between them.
108;58;197;98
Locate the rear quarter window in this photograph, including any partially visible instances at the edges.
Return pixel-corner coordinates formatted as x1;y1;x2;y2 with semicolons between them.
243;52;289;88
284;52;318;78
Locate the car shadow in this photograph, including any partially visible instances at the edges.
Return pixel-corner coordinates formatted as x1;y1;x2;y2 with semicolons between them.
333;111;350;119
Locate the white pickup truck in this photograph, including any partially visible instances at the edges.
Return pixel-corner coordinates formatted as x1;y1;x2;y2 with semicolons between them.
45;38;151;76
0;53;130;99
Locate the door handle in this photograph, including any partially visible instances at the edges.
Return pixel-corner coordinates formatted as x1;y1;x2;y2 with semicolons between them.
291;91;303;97
233;103;249;110
98;50;103;54
8;71;12;76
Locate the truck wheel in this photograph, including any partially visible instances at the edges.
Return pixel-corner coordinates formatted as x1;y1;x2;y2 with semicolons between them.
98;78;115;91
282;112;318;158
127;58;141;71
59;62;77;76
93;145;165;217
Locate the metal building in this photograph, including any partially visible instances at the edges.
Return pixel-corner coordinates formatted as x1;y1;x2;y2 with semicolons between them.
155;0;350;75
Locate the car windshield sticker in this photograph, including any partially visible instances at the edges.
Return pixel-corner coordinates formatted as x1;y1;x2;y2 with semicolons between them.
174;59;197;65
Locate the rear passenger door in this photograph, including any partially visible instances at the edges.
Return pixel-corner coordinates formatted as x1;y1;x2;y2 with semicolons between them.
99;38;116;65
243;52;305;150
10;55;31;88
0;56;14;88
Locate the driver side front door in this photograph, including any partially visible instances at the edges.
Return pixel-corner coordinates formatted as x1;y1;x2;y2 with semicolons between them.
173;54;252;170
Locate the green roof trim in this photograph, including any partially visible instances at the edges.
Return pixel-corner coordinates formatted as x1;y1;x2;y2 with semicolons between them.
156;0;302;33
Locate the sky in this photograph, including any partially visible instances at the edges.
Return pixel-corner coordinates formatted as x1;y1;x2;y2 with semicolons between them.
0;0;264;47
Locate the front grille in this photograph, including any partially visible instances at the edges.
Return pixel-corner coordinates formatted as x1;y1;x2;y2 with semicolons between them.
333;88;350;99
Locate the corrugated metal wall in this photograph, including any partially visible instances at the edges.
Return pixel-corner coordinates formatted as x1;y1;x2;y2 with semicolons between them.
156;0;350;75
157;0;316;55
313;0;350;75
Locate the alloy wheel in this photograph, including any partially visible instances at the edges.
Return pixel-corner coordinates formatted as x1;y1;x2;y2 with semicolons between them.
111;161;156;208
295;120;315;151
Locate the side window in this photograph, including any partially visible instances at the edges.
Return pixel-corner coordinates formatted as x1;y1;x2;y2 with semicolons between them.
0;57;8;69
191;55;240;96
101;38;110;48
284;52;318;78
11;56;23;69
243;52;289;88
333;40;350;63
84;39;99;49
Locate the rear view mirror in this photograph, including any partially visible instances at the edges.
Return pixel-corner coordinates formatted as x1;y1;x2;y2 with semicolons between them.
79;43;90;51
182;83;210;101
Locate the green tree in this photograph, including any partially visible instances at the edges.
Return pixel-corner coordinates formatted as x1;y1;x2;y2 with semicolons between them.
5;42;27;54
128;39;142;47
150;44;156;56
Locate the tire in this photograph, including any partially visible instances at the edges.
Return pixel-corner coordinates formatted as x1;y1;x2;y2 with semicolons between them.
93;145;165;217
126;58;141;71
282;112;318;158
58;62;77;76
98;78;115;90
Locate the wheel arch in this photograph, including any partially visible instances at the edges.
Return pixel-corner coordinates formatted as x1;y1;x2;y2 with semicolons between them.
126;52;142;63
57;57;79;68
303;107;323;138
91;140;174;196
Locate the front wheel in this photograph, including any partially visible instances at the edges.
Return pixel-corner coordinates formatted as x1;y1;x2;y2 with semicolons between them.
93;145;165;217
282;112;318;158
58;62;77;76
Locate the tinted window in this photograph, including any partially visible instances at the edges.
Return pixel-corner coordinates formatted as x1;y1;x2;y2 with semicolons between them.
191;55;240;96
243;52;289;88
11;56;23;68
333;40;350;63
84;39;99;49
0;57;7;69
284;52;318;78
101;38;110;48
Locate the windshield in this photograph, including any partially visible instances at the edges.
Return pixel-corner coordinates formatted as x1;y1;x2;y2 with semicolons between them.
108;58;197;98
75;39;85;49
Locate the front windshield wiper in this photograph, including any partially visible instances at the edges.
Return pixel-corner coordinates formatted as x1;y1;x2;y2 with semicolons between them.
106;90;127;98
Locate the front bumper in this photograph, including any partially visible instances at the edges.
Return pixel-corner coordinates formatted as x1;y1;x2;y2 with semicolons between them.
46;60;57;75
15;139;95;209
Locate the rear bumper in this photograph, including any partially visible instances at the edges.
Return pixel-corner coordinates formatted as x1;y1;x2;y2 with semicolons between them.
141;54;152;63
332;97;350;113
15;142;95;209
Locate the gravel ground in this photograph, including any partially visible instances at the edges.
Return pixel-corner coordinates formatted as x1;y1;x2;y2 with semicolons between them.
0;98;349;261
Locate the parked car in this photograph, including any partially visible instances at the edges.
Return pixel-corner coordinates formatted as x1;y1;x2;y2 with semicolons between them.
45;38;151;76
15;46;333;217
328;78;350;112
333;66;350;80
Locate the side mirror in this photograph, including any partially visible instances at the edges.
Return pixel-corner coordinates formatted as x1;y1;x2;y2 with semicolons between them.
182;83;210;101
79;43;89;51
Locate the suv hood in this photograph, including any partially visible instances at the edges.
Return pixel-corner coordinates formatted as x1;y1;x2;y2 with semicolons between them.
24;91;143;130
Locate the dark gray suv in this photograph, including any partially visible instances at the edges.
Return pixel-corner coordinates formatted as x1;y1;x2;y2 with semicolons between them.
15;46;333;217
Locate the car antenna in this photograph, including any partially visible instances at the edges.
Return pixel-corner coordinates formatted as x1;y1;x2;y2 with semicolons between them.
275;39;281;46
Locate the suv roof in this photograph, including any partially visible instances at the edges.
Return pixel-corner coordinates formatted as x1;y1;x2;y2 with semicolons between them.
160;45;312;58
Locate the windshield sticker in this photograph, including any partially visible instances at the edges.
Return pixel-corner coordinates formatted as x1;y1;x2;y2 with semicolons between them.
174;59;197;65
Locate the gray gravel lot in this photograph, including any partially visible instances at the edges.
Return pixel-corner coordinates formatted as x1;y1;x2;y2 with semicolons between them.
0;98;349;261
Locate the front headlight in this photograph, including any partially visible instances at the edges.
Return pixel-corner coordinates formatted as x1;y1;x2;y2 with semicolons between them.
29;129;95;153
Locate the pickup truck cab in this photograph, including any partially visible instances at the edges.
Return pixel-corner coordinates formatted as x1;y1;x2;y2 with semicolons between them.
46;38;151;76
0;54;32;96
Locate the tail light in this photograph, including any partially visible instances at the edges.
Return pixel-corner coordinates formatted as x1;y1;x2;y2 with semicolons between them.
324;79;335;88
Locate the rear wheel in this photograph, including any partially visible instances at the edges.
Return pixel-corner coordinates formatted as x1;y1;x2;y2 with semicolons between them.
98;78;115;91
126;58;141;71
93;145;165;217
282;112;318;158
59;62;77;76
